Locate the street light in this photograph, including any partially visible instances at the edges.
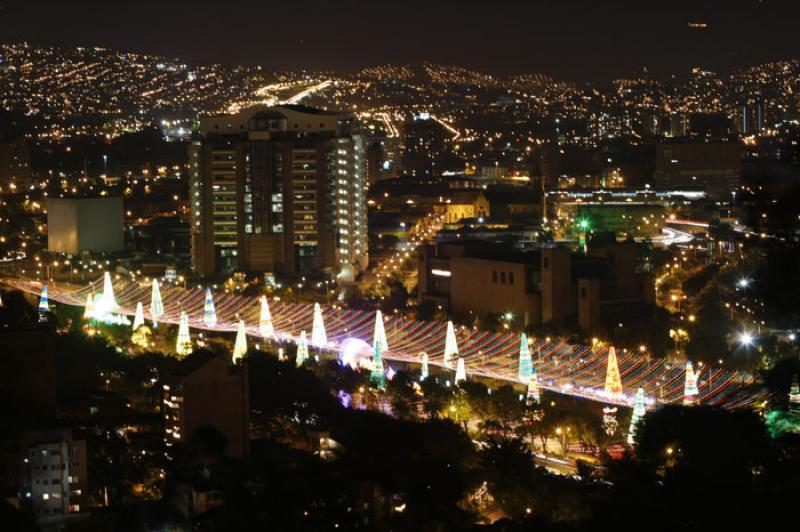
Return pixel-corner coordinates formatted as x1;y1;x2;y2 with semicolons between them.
738;332;754;347
737;278;750;289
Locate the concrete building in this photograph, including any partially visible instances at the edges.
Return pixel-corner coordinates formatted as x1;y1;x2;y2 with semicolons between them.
0;330;57;424
418;239;655;331
47;197;124;254
189;105;368;280
0;134;32;192
655;139;742;199
419;242;543;325
164;354;250;458
18;429;87;521
401;113;445;178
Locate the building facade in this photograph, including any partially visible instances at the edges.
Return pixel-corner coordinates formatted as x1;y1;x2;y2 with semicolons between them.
0;134;32;193
163;355;250;458
402;113;445;178
190;105;368;280
47;197;125;254
18;429;87;520
418;239;655;331
655;139;742;200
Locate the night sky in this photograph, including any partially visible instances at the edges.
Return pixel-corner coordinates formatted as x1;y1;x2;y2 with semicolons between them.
1;0;799;80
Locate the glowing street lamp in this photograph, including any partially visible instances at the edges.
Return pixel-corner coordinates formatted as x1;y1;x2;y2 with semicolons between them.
738;331;755;347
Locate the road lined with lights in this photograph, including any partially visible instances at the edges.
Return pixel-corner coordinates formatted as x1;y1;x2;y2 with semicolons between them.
3;276;767;410
360;211;445;292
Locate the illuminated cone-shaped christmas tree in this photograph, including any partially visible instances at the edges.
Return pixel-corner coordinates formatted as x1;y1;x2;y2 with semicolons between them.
132;302;145;330
627;387;646;445
83;293;95;320
455;356;467;384
150;279;164;325
295;331;309;367
38;284;49;321
232;319;248;364
203;288;217;327
790;376;800;414
683;361;699;405
259;296;274;339
420;352;429;381
526;374;540;404
370;341;386;389
311;303;327;348
604;347;623;399
518;333;533;383
373;310;388;353
443;321;459;369
175;311;192;357
98;271;118;316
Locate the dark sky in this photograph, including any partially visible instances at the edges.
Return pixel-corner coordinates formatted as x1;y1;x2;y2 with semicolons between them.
1;0;799;80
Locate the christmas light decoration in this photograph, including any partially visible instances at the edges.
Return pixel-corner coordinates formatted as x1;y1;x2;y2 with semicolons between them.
83;293;94;320
443;320;459;368
150;279;164;325
311;303;327;348
132;302;145;331
602;406;619;436
203;288;217;327
259;296;274;339
526;375;540;404
38;284;49;321
420;352;429;381
628;387;646;445
175;311;192;357
296;331;309;367
604;347;623;398
370;341;386;389
455;356;466;384
232;318;248;364
11;277;766;409
518;333;532;382
790;376;800;414
373;310;388;352
131;324;152;349
683;361;698;405
95;272;118;318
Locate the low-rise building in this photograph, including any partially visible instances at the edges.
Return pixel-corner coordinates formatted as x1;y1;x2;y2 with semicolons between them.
418;238;655;331
17;429;87;522
163;353;250;458
439;191;490;224
655;139;742;200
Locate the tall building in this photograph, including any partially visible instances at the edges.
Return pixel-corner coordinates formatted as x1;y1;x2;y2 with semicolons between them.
189;105;368;280
402;113;445;178
737;102;765;134
0;133;32;193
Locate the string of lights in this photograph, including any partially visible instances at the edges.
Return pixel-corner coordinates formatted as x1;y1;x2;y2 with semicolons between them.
8;276;766;409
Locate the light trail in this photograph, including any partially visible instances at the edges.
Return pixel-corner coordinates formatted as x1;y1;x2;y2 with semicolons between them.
281;80;332;104
3;276;767;410
376;111;398;138
429;114;460;141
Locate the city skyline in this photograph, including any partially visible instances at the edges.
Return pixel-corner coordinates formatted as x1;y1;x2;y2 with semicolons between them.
2;0;799;80
1;3;799;530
